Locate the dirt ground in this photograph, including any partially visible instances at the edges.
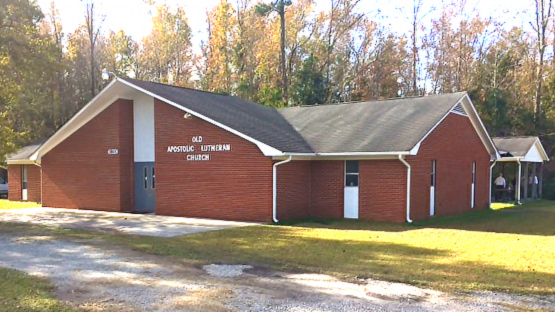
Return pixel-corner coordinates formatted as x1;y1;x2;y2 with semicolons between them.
0;230;553;312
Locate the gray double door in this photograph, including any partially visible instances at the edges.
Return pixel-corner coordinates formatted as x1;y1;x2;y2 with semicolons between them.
134;162;155;213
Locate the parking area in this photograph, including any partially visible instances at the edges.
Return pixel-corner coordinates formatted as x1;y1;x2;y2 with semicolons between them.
0;207;257;237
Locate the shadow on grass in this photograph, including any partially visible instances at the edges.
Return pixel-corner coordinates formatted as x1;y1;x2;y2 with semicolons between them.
283;200;555;236
106;225;555;294
2;223;555;295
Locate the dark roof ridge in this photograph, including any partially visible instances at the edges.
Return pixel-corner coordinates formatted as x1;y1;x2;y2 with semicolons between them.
493;136;538;139
284;91;468;109
120;77;231;97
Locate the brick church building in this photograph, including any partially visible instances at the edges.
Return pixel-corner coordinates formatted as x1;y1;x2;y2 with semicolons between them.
7;78;499;223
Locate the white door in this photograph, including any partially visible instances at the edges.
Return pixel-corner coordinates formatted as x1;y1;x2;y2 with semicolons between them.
344;161;359;219
21;165;28;201
430;160;436;216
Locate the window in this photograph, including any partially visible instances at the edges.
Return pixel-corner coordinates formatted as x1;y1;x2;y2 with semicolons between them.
471;161;476;208
22;165;28;190
151;167;155;189
472;162;476;184
345;161;359;187
430;160;436;187
143;166;148;189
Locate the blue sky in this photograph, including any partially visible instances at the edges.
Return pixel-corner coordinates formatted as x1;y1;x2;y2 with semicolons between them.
36;0;533;49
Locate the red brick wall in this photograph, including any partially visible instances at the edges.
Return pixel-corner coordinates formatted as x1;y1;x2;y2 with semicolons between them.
309;161;344;219
359;160;407;222
276;161;311;220
407;113;491;221
27;165;41;203
8;165;22;201
7;165;41;202
154;99;273;222
119;102;134;211
42;99;134;212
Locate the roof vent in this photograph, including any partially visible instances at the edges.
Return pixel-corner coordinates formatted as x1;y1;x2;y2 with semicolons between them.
451;103;467;116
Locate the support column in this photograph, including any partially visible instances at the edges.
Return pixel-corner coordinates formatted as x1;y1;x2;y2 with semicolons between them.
523;162;529;202
539;163;543;199
532;163;537;200
516;161;521;204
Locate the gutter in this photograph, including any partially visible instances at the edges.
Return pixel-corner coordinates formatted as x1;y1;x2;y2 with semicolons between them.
489;160;497;208
398;154;413;223
272;155;292;223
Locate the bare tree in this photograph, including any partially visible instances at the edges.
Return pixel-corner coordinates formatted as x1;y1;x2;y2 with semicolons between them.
409;0;434;96
83;1;105;97
531;0;552;129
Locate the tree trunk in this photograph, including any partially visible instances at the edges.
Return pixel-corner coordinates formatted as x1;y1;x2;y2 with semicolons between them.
412;2;417;96
279;4;288;105
91;43;96;97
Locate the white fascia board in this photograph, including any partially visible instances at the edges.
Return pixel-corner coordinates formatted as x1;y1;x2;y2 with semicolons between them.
31;79;123;162
6;160;36;165
408;93;500;160
407;97;464;156
315;151;410;156
450;110;469;117
462;94;501;160
118;78;284;157
496;156;523;162
277;151;411;157
534;138;550;162
409;142;421;155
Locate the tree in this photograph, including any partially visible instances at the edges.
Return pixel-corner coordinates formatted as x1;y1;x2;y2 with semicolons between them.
0;0;61;163
83;1;104;97
256;0;292;105
138;4;194;86
105;30;138;77
531;0;553;129
292;55;325;105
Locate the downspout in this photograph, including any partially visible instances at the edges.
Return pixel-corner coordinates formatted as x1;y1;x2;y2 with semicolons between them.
489;160;497;208
273;155;292;223
398;154;413;223
516;158;522;205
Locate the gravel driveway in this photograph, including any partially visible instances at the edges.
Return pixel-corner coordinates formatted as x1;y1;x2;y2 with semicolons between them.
0;207;255;237
0;230;553;312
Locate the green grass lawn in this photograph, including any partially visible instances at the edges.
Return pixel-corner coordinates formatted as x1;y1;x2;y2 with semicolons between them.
101;201;555;295
0;200;41;210
0;268;74;311
1;199;554;295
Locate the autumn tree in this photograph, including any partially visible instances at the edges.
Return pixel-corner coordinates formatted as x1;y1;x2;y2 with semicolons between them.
139;4;194;86
531;0;553;129
256;0;292;105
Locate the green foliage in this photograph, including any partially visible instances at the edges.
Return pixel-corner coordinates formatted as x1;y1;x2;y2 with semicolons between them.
292;55;326;105
257;86;283;107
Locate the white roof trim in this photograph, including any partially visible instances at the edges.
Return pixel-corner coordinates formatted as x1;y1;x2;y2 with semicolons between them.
31;79;123;163
117;78;285;157
534;137;549;161
409;93;500;160
462;94;501;160
31;78;286;161
314;151;410;156
523;138;549;162
6;160;37;165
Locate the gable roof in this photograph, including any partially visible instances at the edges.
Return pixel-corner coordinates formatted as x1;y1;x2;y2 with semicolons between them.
6;142;43;164
20;78;498;164
120;78;313;153
493;136;549;162
280;92;467;154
